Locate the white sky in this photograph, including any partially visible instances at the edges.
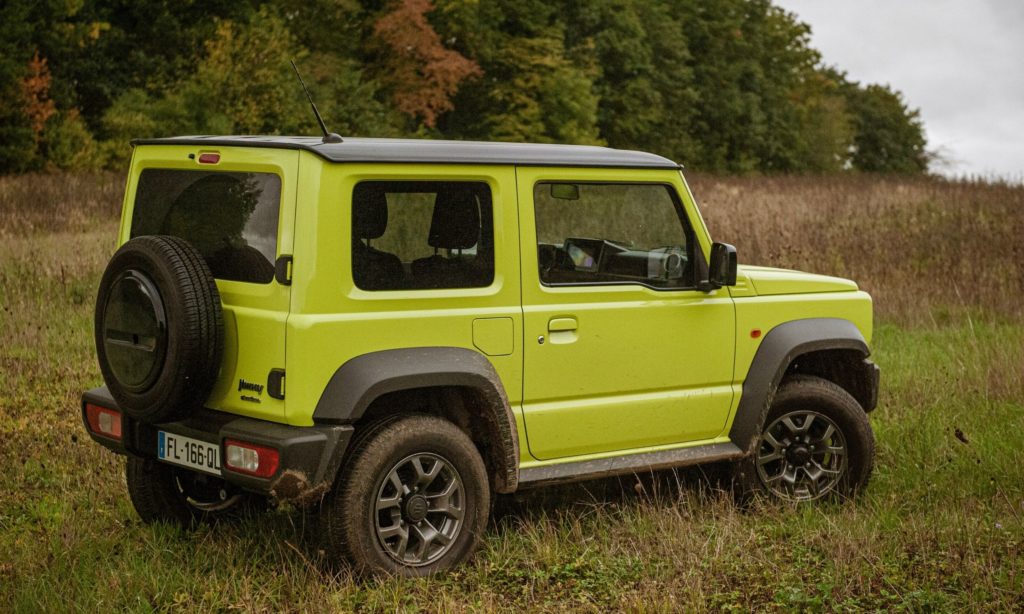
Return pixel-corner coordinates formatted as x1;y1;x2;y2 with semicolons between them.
774;0;1024;180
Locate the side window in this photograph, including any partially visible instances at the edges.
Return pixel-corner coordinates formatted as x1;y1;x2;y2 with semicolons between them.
534;182;695;289
351;181;494;291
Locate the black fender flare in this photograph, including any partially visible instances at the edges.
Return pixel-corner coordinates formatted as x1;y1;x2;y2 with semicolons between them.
312;347;519;492
729;318;877;455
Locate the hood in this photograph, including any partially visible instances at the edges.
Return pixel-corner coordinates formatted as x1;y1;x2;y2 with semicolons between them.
738;265;858;296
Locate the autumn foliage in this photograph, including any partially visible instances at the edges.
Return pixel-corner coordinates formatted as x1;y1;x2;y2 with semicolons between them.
0;0;929;173
20;52;55;143
372;0;481;128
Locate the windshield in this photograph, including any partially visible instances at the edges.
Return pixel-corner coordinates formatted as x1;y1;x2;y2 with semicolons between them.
130;169;281;284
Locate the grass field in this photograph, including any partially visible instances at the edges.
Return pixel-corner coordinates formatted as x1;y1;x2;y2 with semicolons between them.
1;173;1022;611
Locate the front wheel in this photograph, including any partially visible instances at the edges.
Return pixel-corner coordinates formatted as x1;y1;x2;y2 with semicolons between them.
319;414;490;576
734;375;874;503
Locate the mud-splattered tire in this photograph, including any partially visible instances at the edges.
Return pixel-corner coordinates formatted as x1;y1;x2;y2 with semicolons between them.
734;375;874;503
319;415;490;576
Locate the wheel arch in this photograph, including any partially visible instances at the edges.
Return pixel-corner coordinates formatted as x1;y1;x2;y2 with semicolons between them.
312;347;519;492
729;318;879;455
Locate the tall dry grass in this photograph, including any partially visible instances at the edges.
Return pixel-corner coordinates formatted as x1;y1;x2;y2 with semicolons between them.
1;172;1022;609
690;174;1024;325
3;171;1020;325
0;172;125;237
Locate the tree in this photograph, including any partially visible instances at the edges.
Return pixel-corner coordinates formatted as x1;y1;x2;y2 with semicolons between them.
435;0;601;144
0;0;931;174
371;0;481;128
556;0;701;162
844;83;928;173
53;0;261;135
21;52;57;147
789;75;854;172
102;5;403;155
0;2;50;170
101;7;311;154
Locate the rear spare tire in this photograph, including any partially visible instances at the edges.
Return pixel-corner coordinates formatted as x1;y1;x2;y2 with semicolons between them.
95;235;223;423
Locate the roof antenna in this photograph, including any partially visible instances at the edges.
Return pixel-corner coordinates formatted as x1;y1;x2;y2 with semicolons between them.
290;60;343;144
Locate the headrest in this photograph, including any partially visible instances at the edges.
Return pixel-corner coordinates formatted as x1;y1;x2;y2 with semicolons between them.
428;190;479;250
353;186;388;240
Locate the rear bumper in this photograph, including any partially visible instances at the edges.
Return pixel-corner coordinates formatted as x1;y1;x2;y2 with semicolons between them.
81;387;353;503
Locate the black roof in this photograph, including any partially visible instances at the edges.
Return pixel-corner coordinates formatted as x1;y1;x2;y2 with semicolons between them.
131;135;681;170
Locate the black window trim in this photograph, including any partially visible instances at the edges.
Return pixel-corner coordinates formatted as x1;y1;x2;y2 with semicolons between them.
349;179;496;292
533;180;702;293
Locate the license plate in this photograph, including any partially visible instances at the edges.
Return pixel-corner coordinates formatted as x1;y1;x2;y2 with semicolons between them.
158;431;221;476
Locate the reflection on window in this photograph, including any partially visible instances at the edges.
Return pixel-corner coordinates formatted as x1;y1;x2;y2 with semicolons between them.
534;182;694;289
131;170;281;284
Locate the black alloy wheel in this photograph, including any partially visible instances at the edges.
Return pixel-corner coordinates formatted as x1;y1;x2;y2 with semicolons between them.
319;414;490;577
735;375;874;503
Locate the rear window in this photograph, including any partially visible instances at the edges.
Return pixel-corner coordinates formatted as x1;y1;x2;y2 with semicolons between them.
130;169;281;284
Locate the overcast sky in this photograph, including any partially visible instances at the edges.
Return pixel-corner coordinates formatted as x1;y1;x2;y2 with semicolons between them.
774;0;1024;181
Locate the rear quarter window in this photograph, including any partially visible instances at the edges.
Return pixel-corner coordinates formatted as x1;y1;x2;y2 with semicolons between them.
130;169;281;284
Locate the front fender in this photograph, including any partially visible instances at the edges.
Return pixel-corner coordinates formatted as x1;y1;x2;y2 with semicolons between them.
729;318;873;454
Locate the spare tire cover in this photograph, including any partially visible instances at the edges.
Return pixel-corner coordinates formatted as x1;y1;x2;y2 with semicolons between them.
95;235;223;423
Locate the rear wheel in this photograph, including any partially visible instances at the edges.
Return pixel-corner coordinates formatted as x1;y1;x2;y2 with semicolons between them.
126;456;259;526
734;375;874;503
319;415;490;576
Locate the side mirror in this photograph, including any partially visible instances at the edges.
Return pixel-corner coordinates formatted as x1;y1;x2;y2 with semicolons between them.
705;242;737;290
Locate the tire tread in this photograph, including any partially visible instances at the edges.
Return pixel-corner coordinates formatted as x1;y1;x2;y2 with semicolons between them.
95;235;224;422
319;414;490;577
733;374;874;502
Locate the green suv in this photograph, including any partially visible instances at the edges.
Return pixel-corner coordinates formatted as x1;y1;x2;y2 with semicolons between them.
82;135;879;576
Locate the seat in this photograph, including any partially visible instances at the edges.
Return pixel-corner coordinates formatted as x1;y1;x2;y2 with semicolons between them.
412;190;486;288
351;187;405;290
537;244;574;284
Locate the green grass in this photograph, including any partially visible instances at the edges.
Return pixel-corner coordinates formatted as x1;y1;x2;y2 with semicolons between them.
2;183;1023;611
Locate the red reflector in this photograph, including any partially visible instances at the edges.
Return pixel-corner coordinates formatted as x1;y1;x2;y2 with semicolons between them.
751;329;762;339
85;404;122;440
197;153;220;164
224;439;280;478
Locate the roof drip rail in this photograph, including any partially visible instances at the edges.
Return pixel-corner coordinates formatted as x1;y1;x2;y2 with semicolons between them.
129;136;682;169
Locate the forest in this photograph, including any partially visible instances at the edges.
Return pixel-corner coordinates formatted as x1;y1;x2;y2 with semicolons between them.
1;0;929;175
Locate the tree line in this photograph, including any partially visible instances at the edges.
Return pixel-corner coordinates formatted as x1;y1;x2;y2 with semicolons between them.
0;0;929;174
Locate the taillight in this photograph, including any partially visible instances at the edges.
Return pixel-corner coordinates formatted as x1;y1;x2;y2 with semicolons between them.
224;440;280;478
85;404;122;440
197;152;220;164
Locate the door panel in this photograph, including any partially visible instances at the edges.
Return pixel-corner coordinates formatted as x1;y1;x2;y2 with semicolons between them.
285;163;523;428
517;168;736;460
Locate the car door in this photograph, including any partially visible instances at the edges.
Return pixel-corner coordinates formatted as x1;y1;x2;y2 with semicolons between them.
517;167;736;460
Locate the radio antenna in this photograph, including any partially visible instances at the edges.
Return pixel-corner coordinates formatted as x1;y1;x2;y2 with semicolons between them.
290;60;343;144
